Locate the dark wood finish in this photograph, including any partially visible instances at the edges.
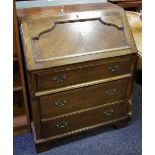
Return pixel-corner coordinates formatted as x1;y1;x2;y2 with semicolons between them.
113;119;128;128
13;22;18;58
39;78;129;119
13;0;31;135
35;117;128;153
13;91;25;116
13;73;22;91
19;2;137;152
108;0;142;9
41;101;127;138
36;55;132;91
13;115;29;135
13;61;22;91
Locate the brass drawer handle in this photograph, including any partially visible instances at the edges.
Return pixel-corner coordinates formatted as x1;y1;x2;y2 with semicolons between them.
53;75;66;83
104;109;114;116
108;65;119;72
105;88;116;96
54;100;66;107
56;122;68;129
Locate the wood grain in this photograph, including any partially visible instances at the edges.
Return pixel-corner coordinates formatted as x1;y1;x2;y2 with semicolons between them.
35;74;132;97
17;2;120;18
108;0;142;9
41;100;127;138
39;78;129;119
13;0;31;135
20;8;137;71
19;2;137;152
36;55;132;91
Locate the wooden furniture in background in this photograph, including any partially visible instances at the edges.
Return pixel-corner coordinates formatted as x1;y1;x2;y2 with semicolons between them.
13;1;30;135
18;2;137;152
126;11;142;70
126;11;142;84
108;0;142;10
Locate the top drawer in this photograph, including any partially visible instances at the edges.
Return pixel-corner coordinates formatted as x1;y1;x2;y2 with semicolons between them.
36;55;132;91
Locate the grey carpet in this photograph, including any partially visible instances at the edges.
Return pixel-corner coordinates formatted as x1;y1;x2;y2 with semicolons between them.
13;83;142;155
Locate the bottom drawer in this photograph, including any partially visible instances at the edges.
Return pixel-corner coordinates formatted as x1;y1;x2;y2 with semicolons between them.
41;101;127;138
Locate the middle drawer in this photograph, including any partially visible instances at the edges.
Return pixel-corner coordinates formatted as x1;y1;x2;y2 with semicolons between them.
38;78;129;119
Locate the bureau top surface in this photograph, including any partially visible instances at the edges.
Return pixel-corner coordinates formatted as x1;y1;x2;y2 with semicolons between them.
20;2;137;71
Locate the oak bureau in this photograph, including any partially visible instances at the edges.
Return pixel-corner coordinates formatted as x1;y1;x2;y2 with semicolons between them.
19;2;137;152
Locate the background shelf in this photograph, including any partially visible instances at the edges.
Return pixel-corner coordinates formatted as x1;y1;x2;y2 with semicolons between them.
13;0;30;136
13;73;22;91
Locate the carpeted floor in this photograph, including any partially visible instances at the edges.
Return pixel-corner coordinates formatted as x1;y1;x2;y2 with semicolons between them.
13;83;142;155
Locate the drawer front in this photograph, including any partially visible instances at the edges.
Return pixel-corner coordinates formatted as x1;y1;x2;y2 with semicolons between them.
39;78;129;119
36;56;132;91
41;101;127;138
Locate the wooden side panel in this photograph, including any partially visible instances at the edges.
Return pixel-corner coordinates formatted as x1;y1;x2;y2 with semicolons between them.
20;8;137;71
13;0;31;135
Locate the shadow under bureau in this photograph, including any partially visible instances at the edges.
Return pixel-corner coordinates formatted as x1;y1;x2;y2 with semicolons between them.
19;2;137;152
